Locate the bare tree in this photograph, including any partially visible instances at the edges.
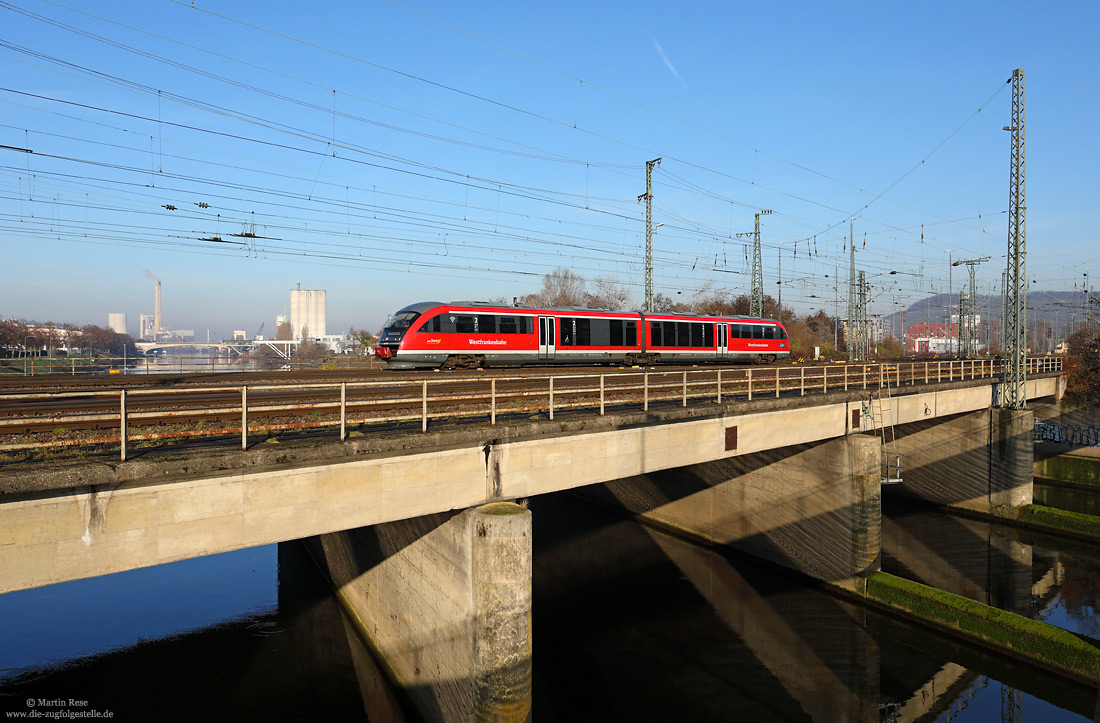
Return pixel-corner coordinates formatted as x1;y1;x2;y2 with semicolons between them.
585;277;632;311
527;268;587;307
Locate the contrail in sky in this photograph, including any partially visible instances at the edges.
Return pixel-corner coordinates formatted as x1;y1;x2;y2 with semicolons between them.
653;39;683;84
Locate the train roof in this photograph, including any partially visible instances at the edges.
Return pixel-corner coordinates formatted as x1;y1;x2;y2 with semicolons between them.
392;300;783;324
405;300;626;314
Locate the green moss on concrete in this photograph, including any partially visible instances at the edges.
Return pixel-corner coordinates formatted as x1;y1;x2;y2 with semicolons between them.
1034;454;1100;486
1016;504;1100;541
479;501;528;516
866;572;1100;685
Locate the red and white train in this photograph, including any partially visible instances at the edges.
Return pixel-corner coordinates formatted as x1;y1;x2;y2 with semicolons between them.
375;301;790;369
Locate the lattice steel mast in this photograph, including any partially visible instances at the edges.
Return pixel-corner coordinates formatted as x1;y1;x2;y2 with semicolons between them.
847;219;859;361
750;210;770;318
952;257;989;358
1002;69;1027;409
856;271;870;360
639;157;661;312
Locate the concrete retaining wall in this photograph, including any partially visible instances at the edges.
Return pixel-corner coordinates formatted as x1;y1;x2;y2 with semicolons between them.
887;408;1033;513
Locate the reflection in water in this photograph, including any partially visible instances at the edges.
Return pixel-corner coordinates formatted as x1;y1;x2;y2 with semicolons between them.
882;498;1100;641
0;492;1096;722
1035;482;1100;517
530;493;1096;722
0;544;402;722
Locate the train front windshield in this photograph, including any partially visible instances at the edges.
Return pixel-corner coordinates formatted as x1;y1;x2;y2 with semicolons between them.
382;310;421;331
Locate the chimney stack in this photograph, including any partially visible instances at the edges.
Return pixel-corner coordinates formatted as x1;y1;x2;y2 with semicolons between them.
154;279;162;338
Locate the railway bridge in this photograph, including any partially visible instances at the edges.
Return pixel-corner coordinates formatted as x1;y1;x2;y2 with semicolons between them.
0;361;1066;720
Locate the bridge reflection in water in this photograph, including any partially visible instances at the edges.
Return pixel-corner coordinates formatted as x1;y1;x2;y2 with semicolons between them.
0;491;1097;721
528;492;1098;723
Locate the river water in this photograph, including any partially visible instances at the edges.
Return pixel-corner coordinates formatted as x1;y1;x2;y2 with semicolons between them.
1;485;1098;721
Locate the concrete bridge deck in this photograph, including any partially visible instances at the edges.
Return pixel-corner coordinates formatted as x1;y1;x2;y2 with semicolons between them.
0;372;1061;595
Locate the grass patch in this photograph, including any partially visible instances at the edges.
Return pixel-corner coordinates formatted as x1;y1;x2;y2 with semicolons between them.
867;571;1100;685
1016;504;1100;541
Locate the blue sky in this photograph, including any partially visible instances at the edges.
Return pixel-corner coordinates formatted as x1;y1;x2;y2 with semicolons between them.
1;0;1096;337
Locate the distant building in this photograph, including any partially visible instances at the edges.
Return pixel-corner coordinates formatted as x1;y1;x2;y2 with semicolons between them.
867;315;890;343
232;330;247;341
907;323;958;354
290;286;326;340
841;315;892;344
107;313;127;336
318;334;346;353
139;314;156;341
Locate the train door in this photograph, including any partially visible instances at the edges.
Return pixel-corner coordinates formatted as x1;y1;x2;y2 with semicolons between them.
717;323;728;359
538;316;556;360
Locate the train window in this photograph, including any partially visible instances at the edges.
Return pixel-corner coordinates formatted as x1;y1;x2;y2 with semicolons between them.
763;325;776;340
625;321;637;346
383;310;420;330
704;323;714;348
560;318;575;346
609;319;623;347
754;325;765;339
455;315;476;333
417;314;442;332
650;322;663;347
576;318;591;346
778;326;788;339
499;316;517;334
476;315;497;334
737;324;749;339
590;319;610;346
677;322;690;347
520;317;531;334
691;323;703;347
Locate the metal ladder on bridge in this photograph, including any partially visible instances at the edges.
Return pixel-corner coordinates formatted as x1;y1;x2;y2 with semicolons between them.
864;383;903;485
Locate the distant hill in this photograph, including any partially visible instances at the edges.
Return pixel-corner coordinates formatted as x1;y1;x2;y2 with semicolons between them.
891;291;1086;337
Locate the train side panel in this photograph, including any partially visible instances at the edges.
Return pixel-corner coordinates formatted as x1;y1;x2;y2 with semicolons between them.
378;302;789;369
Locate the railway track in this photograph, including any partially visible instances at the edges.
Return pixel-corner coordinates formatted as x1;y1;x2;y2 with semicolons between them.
0;357;1059;463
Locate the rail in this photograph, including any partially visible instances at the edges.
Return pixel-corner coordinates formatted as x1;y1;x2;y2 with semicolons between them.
0;357;1063;462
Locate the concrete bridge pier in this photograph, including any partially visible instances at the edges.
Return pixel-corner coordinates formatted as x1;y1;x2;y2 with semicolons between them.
887;407;1034;514
575;433;883;590
306;502;532;723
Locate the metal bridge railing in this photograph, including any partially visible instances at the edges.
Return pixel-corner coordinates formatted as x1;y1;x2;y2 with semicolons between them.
0;357;1063;462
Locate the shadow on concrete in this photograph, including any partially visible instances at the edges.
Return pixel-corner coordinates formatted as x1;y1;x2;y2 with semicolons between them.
573;438;880;583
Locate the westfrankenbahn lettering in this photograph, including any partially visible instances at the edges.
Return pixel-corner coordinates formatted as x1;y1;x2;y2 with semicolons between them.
468;339;507;345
